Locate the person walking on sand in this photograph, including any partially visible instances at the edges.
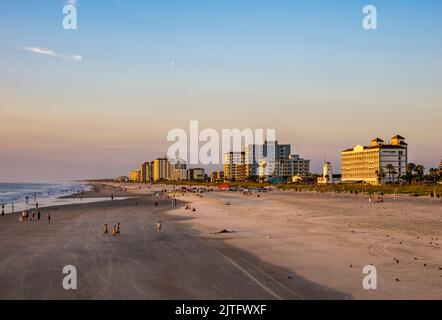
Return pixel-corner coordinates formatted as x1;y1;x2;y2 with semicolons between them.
156;221;162;234
48;212;51;224
112;225;117;237
11;202;14;213
103;223;109;237
1;204;4;216
37;210;41;220
155;201;158;207
116;222;121;236
32;211;35;221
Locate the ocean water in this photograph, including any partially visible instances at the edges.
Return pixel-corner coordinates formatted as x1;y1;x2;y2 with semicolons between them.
0;182;87;211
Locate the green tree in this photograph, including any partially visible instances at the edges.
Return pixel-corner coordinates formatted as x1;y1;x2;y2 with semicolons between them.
376;169;386;184
385;164;395;183
428;168;441;183
404;163;416;184
414;164;425;183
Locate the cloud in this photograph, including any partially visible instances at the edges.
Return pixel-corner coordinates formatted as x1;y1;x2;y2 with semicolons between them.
22;47;57;57
21;47;83;62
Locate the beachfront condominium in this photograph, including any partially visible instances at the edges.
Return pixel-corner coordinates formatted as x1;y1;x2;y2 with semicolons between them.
140;162;152;183
187;168;206;181
153;157;172;182
341;135;408;185
258;154;310;183
288;154;310;177
129;169;141;182
245;141;291;178
171;158;188;181
210;171;224;183
224;152;246;182
173;169;188;181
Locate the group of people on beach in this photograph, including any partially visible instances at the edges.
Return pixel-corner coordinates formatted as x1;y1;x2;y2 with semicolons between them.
103;222;121;237
1;202;51;223
18;204;51;223
103;221;162;237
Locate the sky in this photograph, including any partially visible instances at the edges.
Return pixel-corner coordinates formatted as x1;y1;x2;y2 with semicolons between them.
0;0;441;182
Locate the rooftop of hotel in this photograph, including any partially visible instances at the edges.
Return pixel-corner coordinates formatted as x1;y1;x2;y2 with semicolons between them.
342;135;407;153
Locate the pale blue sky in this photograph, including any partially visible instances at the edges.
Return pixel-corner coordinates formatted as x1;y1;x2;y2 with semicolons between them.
0;1;441;181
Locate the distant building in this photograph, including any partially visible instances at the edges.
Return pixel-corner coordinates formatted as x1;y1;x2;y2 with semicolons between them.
114;176;129;183
140;162;152;183
288;154;310;177
170;159;188;181
224;152;246;182
245;141;291;178
210;171;224;183
129;169;141;182
439;159;442;170
341;135;408;185
173;169;188;181
258;154;310;183
172;158;187;170
187;168;205;181
153;157;172;182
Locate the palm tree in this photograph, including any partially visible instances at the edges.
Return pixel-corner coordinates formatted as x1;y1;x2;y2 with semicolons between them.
385;164;395;183
376;169;386;184
428;168;441;183
406;163;416;174
414;164;425;183
405;163;416;184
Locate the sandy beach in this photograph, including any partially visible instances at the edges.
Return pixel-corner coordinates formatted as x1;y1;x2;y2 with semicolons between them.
167;188;442;299
0;183;440;300
0;184;346;300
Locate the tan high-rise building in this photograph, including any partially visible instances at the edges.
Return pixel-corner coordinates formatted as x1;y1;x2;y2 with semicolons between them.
224;152;246;181
140;162;152;183
153;157;172;182
129;169;141;182
341;135;408;185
